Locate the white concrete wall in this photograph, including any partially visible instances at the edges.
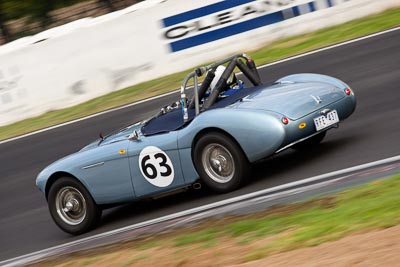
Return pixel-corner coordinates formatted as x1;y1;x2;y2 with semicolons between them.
0;0;398;126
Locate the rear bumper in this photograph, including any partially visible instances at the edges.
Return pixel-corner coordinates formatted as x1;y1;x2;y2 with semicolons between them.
278;94;356;148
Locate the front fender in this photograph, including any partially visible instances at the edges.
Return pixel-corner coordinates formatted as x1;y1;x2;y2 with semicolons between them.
36;142;135;205
35;152;85;193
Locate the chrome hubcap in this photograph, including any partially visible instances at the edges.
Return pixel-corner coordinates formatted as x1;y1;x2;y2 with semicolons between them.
56;186;86;225
63;199;80;213
202;143;235;183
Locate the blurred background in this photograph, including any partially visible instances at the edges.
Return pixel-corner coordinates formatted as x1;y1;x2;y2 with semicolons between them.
0;0;141;44
0;0;399;265
0;0;398;130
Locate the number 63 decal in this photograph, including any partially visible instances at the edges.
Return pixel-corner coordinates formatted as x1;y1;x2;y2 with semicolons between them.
138;146;174;187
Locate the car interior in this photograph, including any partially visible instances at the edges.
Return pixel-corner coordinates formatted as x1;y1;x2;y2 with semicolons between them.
141;54;263;136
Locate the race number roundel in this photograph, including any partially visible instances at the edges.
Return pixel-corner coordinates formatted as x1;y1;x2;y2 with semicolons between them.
138;146;174;187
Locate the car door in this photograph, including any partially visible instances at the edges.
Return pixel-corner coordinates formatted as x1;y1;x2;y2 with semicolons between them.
127;131;186;198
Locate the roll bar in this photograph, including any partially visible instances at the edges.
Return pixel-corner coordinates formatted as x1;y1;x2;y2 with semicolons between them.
180;53;262;122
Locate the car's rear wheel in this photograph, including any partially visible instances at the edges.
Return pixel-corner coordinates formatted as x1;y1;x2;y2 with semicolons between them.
48;177;101;235
194;132;250;193
292;131;326;151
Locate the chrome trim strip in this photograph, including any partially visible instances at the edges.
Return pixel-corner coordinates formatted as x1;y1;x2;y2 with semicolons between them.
274;126;336;154
81;162;104;170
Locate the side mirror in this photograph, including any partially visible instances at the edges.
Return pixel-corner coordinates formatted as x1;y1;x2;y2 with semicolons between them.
128;130;140;141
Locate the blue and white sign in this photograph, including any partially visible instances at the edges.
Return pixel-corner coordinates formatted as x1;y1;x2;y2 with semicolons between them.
162;0;346;52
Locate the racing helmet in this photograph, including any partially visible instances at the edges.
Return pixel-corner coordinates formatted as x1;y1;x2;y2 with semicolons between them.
210;65;237;91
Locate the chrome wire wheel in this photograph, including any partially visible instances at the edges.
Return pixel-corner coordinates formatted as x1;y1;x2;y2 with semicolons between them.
201;143;235;184
55;186;87;226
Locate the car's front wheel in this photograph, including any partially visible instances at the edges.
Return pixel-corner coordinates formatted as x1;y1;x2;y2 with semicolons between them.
48;177;101;235
194;132;250;193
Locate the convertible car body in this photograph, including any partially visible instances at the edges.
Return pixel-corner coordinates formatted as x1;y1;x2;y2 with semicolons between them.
36;54;356;234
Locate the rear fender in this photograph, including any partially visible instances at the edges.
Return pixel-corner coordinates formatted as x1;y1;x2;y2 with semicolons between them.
178;109;286;163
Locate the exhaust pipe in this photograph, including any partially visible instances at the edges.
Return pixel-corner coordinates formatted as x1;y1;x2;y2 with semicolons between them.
192;182;202;190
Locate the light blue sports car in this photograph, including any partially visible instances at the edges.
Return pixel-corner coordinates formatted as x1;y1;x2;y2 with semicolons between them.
36;54;356;234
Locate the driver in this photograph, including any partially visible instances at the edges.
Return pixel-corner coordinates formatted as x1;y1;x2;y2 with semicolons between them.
209;65;243;98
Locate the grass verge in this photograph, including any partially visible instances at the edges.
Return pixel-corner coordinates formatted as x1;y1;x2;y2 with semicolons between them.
1;8;400;141
38;174;400;266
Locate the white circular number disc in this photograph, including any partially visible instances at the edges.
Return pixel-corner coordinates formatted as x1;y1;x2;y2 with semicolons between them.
138;146;174;187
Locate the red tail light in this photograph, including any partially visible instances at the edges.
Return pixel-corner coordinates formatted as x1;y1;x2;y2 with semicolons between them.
345;88;352;95
282;117;289;125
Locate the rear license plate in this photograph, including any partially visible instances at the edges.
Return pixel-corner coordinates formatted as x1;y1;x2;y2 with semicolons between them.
314;110;339;131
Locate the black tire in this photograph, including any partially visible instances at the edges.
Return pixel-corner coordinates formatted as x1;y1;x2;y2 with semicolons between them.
48;177;102;235
193;132;250;193
292;131;326;151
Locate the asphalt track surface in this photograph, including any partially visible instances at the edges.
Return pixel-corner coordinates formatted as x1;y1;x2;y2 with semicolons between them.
1;29;399;261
